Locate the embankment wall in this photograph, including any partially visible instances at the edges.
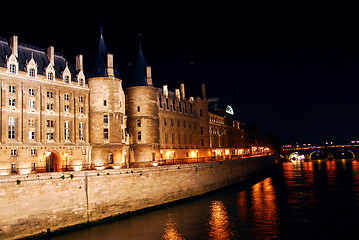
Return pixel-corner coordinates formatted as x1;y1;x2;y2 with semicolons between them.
0;155;274;239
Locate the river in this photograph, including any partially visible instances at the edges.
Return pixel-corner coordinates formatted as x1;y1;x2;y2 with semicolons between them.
51;159;359;239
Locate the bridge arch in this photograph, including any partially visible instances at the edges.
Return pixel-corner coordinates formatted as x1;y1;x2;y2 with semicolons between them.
309;150;328;160
332;149;355;160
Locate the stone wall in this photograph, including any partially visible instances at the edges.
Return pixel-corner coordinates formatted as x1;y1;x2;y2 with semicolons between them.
0;155;274;239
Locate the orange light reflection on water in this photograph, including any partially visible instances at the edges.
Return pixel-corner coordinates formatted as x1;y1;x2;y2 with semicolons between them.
208;200;235;240
237;177;279;237
162;214;184;240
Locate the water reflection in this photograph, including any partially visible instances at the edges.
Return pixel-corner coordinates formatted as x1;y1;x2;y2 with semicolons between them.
207;200;234;240
237;177;279;238
52;159;359;240
162;214;184;240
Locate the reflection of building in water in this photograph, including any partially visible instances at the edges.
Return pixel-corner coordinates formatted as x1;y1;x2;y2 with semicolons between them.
208;200;235;240
237;178;279;237
162;214;184;240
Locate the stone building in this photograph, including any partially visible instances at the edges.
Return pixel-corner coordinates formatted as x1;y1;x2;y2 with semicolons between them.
0;33;259;174
0;36;90;175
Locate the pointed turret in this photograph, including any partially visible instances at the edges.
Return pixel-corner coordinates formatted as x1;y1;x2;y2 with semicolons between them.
130;37;155;87
87;31;120;79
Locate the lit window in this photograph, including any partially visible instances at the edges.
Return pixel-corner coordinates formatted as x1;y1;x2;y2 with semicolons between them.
9;64;16;74
47;72;53;80
8;117;16;139
29;100;35;109
47;132;54;140
29;88;35;96
64;93;69;101
29;68;35;77
64;121;70;140
29;131;35;140
9;85;16;93
28;119;35;127
104;128;109;139
79;122;84;140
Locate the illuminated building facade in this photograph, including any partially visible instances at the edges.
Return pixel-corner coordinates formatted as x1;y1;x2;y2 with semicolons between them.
0;34;259;173
0;36;90;175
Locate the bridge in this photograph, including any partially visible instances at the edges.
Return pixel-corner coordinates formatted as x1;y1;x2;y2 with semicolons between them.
281;144;359;161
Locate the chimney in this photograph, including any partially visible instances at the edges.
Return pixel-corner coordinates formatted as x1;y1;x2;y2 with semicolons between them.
180;83;185;99
107;54;114;77
201;83;206;99
146;66;153;86
175;89;180;100
47;46;54;65
163;85;168;98
10;35;18;57
76;55;83;71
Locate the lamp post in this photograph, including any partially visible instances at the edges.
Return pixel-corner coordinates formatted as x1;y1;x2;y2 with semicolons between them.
196;150;199;163
172;151;175;164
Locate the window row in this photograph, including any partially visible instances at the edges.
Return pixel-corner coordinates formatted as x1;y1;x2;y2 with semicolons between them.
8;117;85;141
8;64;85;86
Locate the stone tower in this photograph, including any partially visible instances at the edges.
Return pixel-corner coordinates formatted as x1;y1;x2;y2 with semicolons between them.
126;44;160;167
87;32;128;169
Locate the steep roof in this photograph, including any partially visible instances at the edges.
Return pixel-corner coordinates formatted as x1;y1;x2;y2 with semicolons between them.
86;33;120;79
129;45;155;87
0;37;77;81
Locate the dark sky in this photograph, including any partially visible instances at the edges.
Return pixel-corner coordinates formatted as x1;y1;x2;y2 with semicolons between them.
2;0;359;144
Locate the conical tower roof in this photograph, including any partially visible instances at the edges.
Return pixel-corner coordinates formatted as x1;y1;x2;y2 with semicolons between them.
130;41;155;87
87;31;120;79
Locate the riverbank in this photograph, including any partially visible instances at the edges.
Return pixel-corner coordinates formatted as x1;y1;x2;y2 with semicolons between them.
0;155;274;240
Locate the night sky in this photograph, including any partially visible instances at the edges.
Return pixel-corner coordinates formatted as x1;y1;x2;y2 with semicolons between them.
2;0;359;145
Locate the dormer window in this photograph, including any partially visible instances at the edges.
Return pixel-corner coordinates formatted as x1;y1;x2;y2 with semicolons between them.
47;72;53;81
64;75;70;84
9;64;16;74
79;78;84;86
29;68;35;77
26;55;37;78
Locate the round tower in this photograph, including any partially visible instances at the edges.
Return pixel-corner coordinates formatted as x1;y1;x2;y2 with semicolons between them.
87;32;127;169
126;44;160;167
126;86;160;167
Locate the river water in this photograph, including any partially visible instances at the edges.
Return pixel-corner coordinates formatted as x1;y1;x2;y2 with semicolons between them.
52;159;359;240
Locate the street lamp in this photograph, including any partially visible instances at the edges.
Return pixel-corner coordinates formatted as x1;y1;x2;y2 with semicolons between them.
196;150;199;163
